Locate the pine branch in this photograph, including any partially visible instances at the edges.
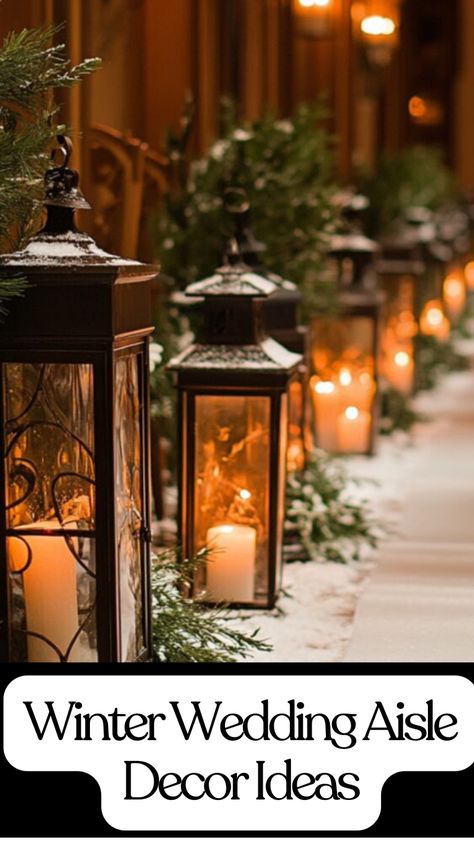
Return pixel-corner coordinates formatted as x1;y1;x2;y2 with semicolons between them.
151;548;272;663
0;25;100;316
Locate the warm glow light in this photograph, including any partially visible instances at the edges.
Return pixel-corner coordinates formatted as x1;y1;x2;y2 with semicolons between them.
345;406;359;421
339;368;353;386
361;15;396;36
409;96;427;119
298;0;330;6
394;351;410;368
465;261;474;290
427;306;443;327
315;380;335;394
239;488;252;501
444;277;464;297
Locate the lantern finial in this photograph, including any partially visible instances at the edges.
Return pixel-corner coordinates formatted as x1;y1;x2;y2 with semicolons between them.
224;187;266;268
44;134;91;213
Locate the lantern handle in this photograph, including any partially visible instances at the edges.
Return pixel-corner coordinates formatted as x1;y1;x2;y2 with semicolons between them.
50;134;73;169
223;187;250;216
43;133;91;214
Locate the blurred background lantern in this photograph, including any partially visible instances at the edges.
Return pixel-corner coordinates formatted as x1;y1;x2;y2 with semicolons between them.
442;265;467;325
292;0;335;38
169;242;301;608
377;218;426;396
225;189;311;475
0;137;157;663
310;193;384;455
419;298;450;341
353;0;400;66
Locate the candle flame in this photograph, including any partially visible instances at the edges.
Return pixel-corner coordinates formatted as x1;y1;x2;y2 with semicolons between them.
444;277;464;297
361;15;396;36
339;368;353;386
345;406;359;421
426;306;443;326
315;380;335;394
298;0;330;6
239;488;252;501
394;351;410;368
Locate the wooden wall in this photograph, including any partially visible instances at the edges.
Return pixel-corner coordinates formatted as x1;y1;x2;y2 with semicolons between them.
0;0;468;185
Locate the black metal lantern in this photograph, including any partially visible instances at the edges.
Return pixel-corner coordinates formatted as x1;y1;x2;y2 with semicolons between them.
225;190;311;473
397;208;452;340
169;242;301;608
310;194;384;455
377;220;426;396
0;137;157;663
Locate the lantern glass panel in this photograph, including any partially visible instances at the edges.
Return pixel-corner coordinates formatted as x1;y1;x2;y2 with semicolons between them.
381;274;416;395
3;361;97;662
311;315;376;454
193;393;271;604
114;351;145;661
276;393;288;587
287;379;305;473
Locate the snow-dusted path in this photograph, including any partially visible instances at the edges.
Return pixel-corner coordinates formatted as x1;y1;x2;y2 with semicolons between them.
239;366;474;662
344;368;474;662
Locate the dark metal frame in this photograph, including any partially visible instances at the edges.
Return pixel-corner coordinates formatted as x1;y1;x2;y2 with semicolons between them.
311;289;384;457
0;253;156;663
177;381;291;610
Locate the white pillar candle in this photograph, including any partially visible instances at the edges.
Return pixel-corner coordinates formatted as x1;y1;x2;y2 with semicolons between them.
206;523;256;603
443;275;466;323
338;366;375;411
420;300;450;341
384;348;414;395
311;379;341;451
336;406;371;454
8;520;80;662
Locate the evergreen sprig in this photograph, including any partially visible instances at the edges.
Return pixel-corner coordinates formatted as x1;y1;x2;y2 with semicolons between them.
0;25;100;316
359;146;456;237
286;450;382;564
151;548;272;663
153;99;339;312
0;27;99;105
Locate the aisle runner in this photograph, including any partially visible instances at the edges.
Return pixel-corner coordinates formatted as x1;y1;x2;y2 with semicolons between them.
345;370;474;662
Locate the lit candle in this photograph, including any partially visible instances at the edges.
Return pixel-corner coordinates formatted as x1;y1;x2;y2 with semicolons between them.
8;520;80;662
311;378;340;451
384;348;414;395
336;406;371;453
338;365;375;411
419;299;450;341
443;272;466;323
206;523;256;603
464;260;474;291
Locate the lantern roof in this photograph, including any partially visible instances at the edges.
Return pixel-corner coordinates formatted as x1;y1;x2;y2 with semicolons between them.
0;230;148;272
185;240;277;299
0;135;156;277
330;231;378;255
169;336;301;374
